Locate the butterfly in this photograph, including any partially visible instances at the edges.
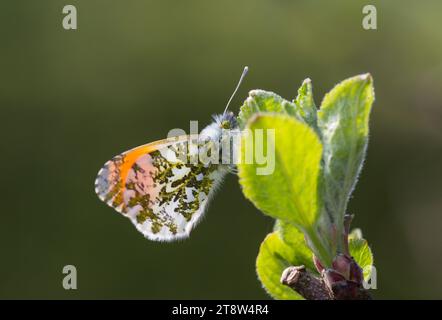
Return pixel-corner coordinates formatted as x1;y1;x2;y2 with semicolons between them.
95;67;248;241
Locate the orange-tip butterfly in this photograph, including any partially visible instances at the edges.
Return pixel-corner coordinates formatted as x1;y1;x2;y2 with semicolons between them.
95;67;248;241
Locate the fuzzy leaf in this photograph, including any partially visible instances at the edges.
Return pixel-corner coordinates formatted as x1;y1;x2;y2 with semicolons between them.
318;74;375;233
237;90;298;129
349;230;374;281
349;228;363;240
256;232;304;300
294;78;318;130
238;114;322;229
274;220;315;271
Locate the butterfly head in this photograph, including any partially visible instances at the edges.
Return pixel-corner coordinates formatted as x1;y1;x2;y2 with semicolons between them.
200;112;239;146
214;112;238;130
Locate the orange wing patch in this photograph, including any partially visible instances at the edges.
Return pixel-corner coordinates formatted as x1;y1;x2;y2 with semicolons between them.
95;136;187;212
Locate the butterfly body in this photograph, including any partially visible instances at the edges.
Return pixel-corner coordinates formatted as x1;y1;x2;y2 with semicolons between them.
95;112;238;241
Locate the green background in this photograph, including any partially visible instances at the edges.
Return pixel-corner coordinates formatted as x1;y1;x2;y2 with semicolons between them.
1;0;441;299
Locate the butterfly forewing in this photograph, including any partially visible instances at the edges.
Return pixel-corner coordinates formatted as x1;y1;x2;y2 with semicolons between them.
95;135;227;241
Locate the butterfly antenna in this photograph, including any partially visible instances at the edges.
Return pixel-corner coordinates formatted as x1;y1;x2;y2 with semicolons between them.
223;66;249;115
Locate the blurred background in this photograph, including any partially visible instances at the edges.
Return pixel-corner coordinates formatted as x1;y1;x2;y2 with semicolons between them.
1;0;441;299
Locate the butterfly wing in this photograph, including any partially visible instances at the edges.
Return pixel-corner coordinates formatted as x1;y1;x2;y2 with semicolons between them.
95;136;227;241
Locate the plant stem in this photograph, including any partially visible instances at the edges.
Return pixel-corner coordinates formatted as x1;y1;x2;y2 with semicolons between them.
305;227;332;267
281;265;372;300
281;266;331;300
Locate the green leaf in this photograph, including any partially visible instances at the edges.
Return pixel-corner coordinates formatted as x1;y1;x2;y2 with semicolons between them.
274;220;315;272
294;78;318;130
318;74;375;248
256;232;304;300
237;90;298;129
349;229;374;281
238;114;322;228
239;113;333;265
349;228;363;240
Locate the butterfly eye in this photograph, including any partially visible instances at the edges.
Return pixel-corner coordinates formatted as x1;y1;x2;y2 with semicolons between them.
221;120;231;129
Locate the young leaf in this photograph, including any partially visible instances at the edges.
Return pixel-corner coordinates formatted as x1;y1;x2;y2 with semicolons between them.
238;114;322;229
274;220;315;271
237;90;298;129
318;74;375;246
294;78;318;131
349;228;363;240
349;229;374;281
256;232;304;300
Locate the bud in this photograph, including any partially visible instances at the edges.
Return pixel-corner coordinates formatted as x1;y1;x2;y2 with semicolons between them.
349;258;364;284
323;269;346;283
332;254;352;279
323;269;346;293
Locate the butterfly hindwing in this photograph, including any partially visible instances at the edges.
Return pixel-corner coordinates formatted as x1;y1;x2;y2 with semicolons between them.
95;136;227;241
